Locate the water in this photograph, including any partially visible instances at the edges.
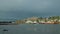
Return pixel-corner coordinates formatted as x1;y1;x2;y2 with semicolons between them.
0;24;60;34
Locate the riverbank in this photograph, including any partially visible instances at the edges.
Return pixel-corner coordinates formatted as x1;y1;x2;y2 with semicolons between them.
16;16;60;24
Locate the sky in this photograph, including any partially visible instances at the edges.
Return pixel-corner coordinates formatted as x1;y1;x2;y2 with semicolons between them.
0;0;60;20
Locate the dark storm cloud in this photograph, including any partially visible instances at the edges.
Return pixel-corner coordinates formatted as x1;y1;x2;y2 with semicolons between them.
0;0;60;20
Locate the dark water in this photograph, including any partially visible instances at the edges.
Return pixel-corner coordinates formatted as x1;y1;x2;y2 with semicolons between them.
0;24;60;34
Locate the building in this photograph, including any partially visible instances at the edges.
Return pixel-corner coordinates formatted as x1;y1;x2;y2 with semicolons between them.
25;20;33;24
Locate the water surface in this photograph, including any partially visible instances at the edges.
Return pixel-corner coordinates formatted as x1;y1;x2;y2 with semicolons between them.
0;24;60;34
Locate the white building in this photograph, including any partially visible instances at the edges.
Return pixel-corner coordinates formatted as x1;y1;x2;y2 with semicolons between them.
25;20;33;24
46;21;52;24
58;20;60;22
39;20;46;23
25;20;38;24
33;21;37;24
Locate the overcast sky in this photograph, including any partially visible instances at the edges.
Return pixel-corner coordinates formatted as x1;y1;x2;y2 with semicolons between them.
0;0;60;20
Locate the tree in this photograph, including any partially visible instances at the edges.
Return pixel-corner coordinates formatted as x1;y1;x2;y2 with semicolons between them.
44;17;47;22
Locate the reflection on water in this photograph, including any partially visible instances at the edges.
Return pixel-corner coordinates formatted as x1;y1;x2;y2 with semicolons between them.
0;24;60;34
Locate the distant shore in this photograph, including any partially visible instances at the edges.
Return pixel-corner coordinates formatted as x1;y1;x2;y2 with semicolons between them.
16;16;60;24
0;16;60;25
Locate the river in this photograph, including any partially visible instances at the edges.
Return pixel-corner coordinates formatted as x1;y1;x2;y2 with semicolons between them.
0;24;60;34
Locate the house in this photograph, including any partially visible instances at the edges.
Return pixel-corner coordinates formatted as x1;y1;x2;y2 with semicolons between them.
25;20;38;24
58;20;60;22
33;21;37;24
25;20;33;24
39;20;46;24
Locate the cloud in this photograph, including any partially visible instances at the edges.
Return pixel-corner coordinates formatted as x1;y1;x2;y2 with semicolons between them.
0;0;24;11
0;0;60;20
